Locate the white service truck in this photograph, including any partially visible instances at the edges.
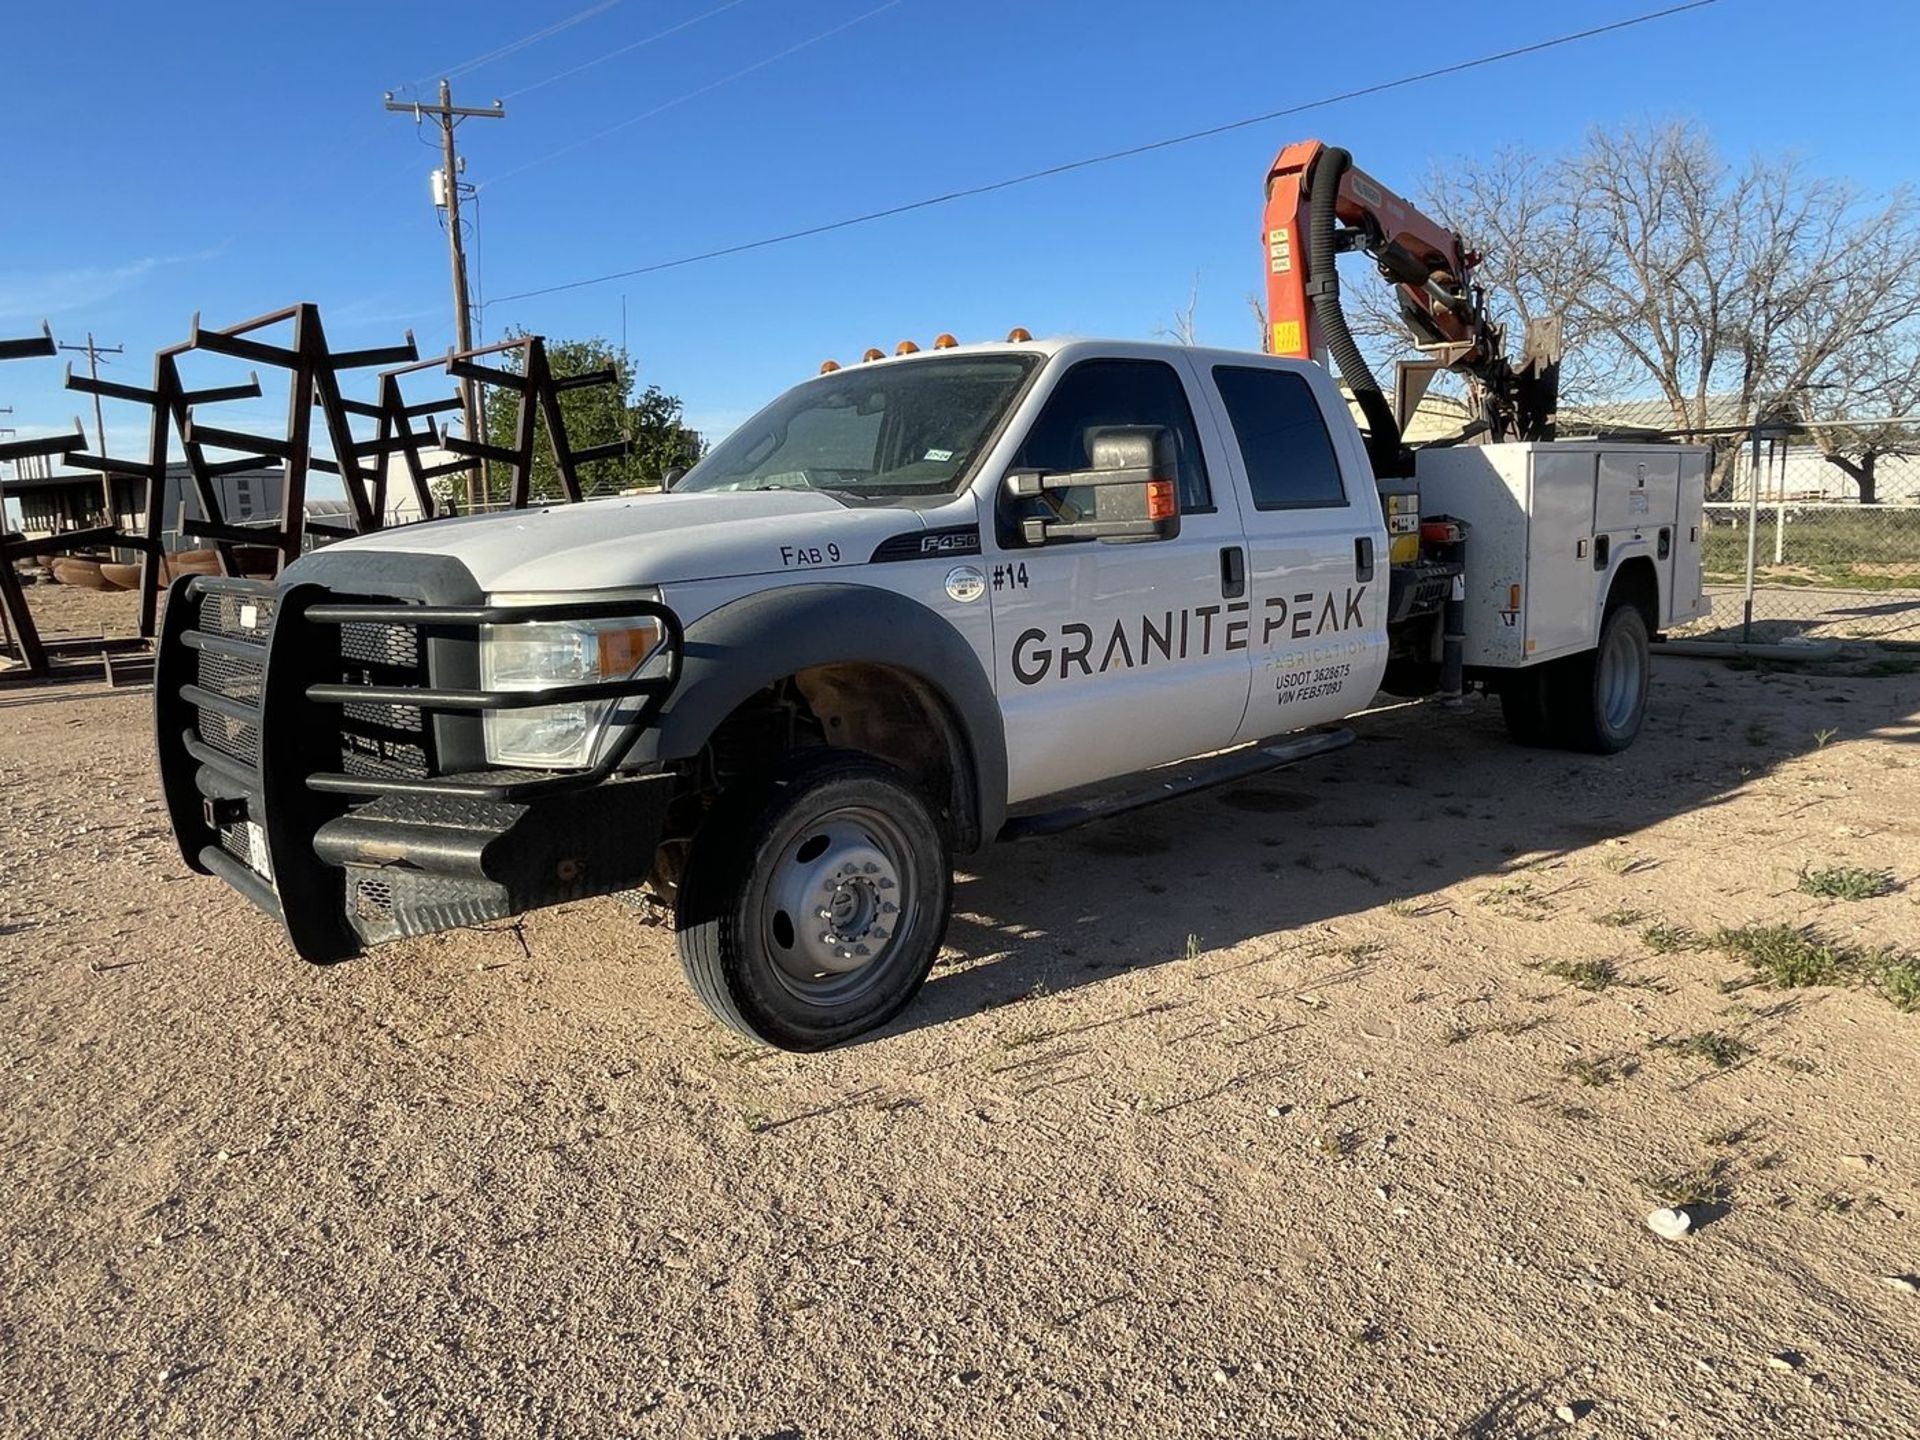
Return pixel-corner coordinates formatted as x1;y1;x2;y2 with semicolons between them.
155;334;1709;1048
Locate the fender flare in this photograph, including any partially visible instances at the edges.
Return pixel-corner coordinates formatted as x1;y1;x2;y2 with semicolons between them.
643;583;1009;847
1597;544;1662;633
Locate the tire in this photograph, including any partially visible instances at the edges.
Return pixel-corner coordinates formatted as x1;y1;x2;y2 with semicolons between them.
674;750;951;1050
1499;664;1555;746
1543;603;1651;754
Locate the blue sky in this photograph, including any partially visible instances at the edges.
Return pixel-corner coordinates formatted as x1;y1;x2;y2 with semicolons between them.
0;0;1910;465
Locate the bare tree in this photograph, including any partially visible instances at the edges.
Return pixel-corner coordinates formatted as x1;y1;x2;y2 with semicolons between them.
1551;123;1762;430
1155;273;1200;346
1421;145;1618;407
1406;123;1920;438
1804;328;1920;503
1736;163;1920;431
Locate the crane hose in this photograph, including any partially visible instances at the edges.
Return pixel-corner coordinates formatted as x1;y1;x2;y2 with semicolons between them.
1307;147;1405;477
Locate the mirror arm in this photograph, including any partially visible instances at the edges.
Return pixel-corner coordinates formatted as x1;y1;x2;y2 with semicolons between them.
1006;464;1155;496
1020;515;1169;544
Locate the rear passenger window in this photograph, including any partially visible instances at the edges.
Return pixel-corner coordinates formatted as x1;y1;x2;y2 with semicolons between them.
1212;366;1348;510
1013;359;1213;513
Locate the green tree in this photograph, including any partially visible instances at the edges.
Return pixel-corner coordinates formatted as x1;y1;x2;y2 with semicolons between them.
480;331;704;502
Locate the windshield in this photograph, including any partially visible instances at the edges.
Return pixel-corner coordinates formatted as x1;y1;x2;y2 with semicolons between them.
675;354;1039;500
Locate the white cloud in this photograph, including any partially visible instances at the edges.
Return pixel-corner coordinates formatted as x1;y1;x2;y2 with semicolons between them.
0;248;224;321
326;297;444;331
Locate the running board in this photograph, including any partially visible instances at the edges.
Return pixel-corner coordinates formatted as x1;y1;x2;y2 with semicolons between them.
998;728;1355;841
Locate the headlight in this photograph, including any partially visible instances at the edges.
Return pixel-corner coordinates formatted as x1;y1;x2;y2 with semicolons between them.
480;612;664;768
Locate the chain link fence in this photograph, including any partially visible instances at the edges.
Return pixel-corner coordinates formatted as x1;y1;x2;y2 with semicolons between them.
1562;405;1920;643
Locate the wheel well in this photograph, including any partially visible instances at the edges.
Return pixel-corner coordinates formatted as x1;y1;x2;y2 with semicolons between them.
683;663;980;850
1607;555;1660;632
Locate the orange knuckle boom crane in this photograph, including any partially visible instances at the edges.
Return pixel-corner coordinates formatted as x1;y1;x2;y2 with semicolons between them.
1261;139;1561;477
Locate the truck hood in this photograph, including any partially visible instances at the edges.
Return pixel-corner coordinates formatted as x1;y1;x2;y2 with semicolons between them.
314;490;953;593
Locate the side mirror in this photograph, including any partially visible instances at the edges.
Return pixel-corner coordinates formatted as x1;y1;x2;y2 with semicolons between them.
662;465;688;491
1004;426;1181;545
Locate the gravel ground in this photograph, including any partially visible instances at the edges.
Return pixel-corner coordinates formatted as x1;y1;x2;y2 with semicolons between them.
3;649;1918;1438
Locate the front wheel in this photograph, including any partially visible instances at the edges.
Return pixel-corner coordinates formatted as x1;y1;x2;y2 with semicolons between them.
675;751;951;1050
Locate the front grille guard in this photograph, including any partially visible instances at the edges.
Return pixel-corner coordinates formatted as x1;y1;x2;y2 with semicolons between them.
154;573;685;958
299;596;684;803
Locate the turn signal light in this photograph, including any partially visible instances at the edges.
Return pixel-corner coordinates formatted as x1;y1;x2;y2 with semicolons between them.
1006;326;1032;342
895;339;920;355
933;333;958;349
818;359;840;374
862;347;885;362
1146;479;1176;522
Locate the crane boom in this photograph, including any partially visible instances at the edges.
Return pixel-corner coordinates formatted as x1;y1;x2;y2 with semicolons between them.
1261;139;1559;475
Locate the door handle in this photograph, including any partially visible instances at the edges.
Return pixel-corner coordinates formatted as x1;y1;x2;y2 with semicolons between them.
1354;536;1375;584
1220;545;1246;599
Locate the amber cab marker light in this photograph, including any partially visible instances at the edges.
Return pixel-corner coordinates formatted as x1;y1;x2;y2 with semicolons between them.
819;359;841;374
933;332;959;349
862;347;885;362
894;339;920;355
1146;479;1177;522
1006;326;1032;342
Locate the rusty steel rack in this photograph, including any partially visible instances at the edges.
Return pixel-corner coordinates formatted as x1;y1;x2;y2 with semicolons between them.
2;305;631;684
1;324;86;677
426;333;635;508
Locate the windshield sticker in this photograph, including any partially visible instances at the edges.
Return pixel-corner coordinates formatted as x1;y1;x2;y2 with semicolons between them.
923;448;954;462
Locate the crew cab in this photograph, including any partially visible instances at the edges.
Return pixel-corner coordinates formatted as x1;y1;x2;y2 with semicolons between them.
155;336;1708;1048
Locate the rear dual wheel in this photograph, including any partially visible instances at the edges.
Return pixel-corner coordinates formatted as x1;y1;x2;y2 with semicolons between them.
1500;602;1650;754
675;751;951;1051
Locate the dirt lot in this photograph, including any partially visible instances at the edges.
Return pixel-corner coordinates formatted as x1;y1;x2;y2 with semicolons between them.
1;577;153;646
3;646;1918;1438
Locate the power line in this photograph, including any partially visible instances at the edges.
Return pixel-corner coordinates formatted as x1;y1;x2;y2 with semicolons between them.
489;0;1721;306
407;0;628;93
501;0;761;101
482;0;903;191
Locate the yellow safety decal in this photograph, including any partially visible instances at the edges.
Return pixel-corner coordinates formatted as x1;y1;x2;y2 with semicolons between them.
1270;320;1303;355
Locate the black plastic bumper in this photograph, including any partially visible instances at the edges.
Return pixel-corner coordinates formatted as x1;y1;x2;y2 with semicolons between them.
154;573;684;959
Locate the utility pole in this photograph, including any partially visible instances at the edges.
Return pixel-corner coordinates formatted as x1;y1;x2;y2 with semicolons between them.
58;333;124;522
384;80;504;510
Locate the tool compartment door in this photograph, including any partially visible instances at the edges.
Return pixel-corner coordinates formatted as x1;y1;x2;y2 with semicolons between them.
1673;450;1708;624
1525;449;1601;661
1597;450;1681;621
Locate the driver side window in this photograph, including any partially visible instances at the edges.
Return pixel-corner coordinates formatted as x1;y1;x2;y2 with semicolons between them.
1011;359;1214;519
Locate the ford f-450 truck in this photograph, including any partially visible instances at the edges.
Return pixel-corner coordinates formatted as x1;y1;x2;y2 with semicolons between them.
155;332;1709;1048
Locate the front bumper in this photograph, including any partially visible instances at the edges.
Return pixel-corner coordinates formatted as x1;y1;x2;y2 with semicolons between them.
154;573;683;959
